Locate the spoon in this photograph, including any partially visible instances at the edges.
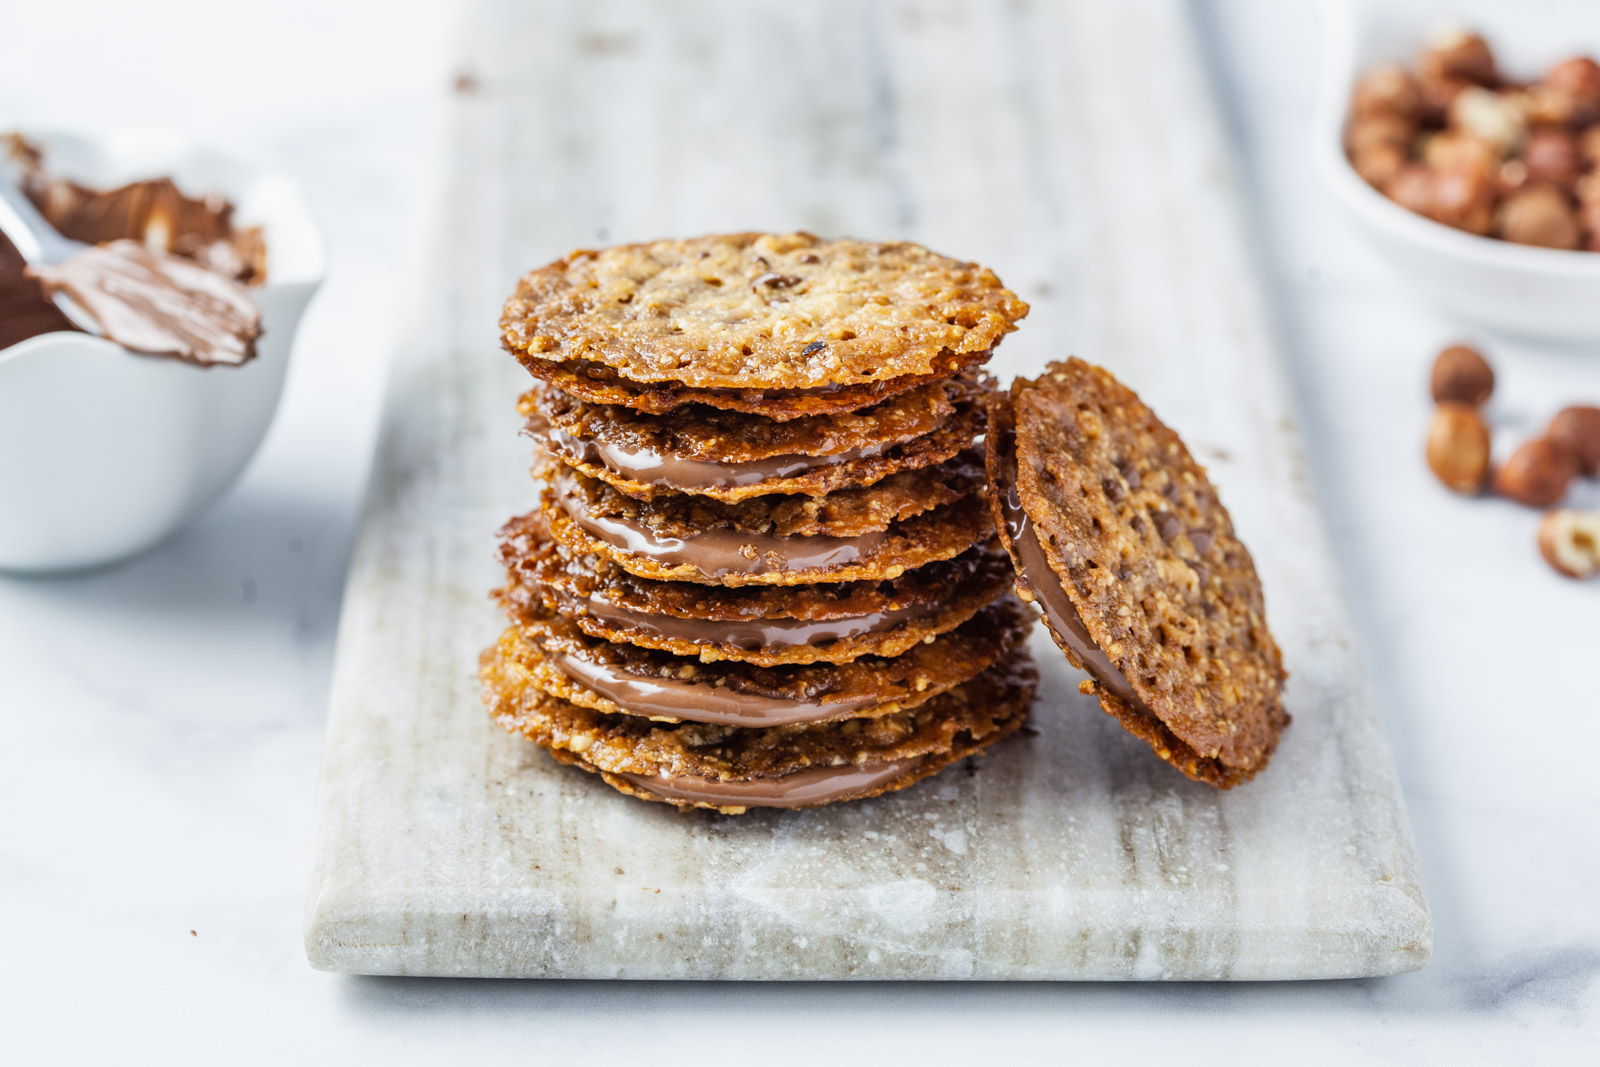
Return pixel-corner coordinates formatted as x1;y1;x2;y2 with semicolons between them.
0;175;104;334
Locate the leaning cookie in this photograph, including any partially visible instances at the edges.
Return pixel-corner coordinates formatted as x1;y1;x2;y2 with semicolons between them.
481;646;1038;813
986;358;1288;788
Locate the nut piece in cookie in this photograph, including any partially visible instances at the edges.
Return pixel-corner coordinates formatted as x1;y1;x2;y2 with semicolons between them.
985;358;1289;788
500;232;1029;391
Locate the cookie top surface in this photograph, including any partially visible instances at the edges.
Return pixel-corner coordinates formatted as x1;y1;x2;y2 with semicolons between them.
500;232;1028;390
989;358;1287;783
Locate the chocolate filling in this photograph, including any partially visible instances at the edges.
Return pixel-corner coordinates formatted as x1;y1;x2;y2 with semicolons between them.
554;582;937;650
997;439;1153;713
616;758;920;808
545;646;877;726
552;467;887;578
540;417;888;490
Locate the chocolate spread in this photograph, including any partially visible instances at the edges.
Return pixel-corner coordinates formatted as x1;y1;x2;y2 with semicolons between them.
541;417;888;490
618;758;919;808
552;467;888;578
996;436;1154;714
552;581;937;651
29;240;260;365
546;646;878;726
1;135;266;363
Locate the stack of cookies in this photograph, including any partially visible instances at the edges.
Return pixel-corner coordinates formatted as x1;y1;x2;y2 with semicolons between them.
480;232;1037;812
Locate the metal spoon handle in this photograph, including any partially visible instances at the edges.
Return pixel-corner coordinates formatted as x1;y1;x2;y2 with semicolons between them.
0;178;81;265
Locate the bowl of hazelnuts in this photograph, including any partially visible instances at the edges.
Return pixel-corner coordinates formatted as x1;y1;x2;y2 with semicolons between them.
1316;0;1600;339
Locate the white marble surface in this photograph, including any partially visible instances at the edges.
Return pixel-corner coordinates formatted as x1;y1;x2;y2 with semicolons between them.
1;0;1596;1060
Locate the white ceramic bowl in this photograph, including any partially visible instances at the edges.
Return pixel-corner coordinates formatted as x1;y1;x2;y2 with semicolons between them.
1314;0;1600;341
0;131;324;573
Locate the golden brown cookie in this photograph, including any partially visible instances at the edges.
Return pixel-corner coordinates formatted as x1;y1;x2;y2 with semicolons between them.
533;450;986;540
488;594;1033;727
986;358;1288;788
522;374;983;501
498;509;1007;622
541;464;993;587
500;232;1028;391
529;390;985;503
521;356;989;422
480;644;1038;813
500;527;1015;665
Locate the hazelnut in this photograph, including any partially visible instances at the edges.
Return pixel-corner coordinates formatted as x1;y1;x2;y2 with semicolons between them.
1538;509;1600;579
1422;130;1499;176
1495;158;1529;196
1432;167;1497;233
1351;64;1421;120
1545;55;1600;124
1547;405;1600;474
1385;164;1438;216
1419;73;1472;123
1494;437;1577;507
1352;143;1408;188
1579;127;1600;169
1448;86;1526;154
1421;25;1498;86
1346;114;1417;157
1521;127;1582;188
1430;344;1495;405
1426;403;1491;493
1496;183;1580;249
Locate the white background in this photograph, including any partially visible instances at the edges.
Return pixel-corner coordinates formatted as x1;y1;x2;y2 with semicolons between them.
1;1;1596;1062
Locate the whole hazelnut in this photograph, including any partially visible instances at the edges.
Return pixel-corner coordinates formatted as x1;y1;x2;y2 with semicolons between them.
1521;127;1582;188
1426;403;1492;494
1448;86;1526;154
1346;114;1417;157
1421;25;1498;86
1494;437;1577;507
1579;127;1600;169
1422;130;1499;176
1496;183;1580;249
1432;167;1497;234
1545;55;1600;124
1537;509;1600;579
1547;405;1600;474
1351;64;1421;120
1419;73;1472;123
1353;144;1408;188
1385;164;1440;217
1431;344;1495;405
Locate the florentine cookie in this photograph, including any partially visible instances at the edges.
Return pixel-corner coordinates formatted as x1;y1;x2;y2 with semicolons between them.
541;465;993;587
521;356;986;421
530;391;985;503
500;535;1013;666
498;511;1008;623
987;358;1288;788
489;594;1033;727
524;374;972;465
501;232;1029;391
532;451;986;540
480;647;1038;813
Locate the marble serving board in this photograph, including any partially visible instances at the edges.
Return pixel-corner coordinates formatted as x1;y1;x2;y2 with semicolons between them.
304;0;1430;980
